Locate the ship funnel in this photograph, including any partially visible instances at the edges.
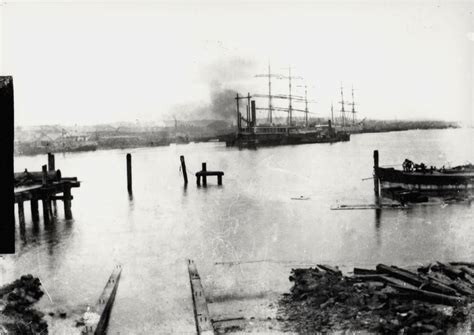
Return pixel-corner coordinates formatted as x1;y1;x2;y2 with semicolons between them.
251;100;256;127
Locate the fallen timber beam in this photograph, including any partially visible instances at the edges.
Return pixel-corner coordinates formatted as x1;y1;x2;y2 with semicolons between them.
187;259;214;335
82;265;122;335
317;264;342;276
376;264;462;296
449;262;474;268
389;284;467;306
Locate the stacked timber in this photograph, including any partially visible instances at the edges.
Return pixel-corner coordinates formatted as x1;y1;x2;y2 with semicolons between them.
278;262;473;334
0;275;48;334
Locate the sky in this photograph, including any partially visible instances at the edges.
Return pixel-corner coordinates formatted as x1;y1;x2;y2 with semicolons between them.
1;0;473;126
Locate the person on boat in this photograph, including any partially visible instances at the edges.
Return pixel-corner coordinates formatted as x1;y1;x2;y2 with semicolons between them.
420;163;426;174
403;159;414;172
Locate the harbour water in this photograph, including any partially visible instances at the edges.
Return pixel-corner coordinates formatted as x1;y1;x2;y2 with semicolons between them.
4;128;474;333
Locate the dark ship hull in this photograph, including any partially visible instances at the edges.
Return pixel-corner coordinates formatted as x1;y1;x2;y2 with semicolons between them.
375;166;474;193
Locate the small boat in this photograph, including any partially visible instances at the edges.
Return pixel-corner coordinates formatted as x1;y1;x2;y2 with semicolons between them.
375;156;474;194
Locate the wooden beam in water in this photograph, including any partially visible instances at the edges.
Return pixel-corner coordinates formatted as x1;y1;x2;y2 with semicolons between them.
30;199;39;222
187;259;214;335
180;155;188;185
82;265;122;335
63;184;72;220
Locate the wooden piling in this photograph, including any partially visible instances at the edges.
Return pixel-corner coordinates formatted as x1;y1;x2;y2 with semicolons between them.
373;150;380;197
187;259;214;335
48;153;57;214
17;201;25;228
82;265;122;335
202;163;207;187
42;197;51;224
63;184;72;220
47;153;55;171
126;153;132;193
180;155;188;185
30;199;40;222
42;165;48;185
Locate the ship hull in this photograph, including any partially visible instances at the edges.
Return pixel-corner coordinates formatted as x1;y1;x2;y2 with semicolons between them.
226;132;350;148
375;167;474;193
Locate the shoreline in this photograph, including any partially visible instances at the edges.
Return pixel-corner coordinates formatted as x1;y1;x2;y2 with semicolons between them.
14;126;462;157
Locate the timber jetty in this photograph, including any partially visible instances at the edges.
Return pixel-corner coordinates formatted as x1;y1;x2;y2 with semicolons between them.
14;153;80;225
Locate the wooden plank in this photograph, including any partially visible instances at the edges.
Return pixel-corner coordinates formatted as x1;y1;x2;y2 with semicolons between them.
195;171;224;177
82;265;122;335
187;259;214;335
389;284;466;306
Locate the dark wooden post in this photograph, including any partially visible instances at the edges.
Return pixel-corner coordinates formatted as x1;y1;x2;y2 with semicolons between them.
202;162;207;187
180;155;188;185
42;197;51;223
47;153;55;171
217;175;222;186
63;184;72;220
30;199;40;222
48;153;57;214
42;165;48;185
0;76;14;253
41;164;51;223
18;201;25;228
373;150;380;198
126;153;132;194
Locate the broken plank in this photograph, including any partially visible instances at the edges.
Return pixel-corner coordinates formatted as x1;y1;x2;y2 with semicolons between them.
389;284;467;306
187;259;214;335
82;265;122;335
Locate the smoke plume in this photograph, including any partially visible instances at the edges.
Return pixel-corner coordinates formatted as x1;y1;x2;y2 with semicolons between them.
170;57;257;121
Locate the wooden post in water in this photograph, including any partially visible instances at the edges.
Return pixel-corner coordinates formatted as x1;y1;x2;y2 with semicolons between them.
373;150;380;199
48;153;57;215
202;162;207;187
126;153;132;194
41;165;51;223
63;184;72;220
180;155;188;185
17;201;25;229
30;199;39;222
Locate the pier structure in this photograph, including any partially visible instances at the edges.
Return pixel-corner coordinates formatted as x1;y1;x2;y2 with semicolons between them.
14;153;80;226
196;162;224;186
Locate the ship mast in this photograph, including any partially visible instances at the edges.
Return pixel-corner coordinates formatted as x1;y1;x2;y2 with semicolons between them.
268;63;272;124
348;86;357;125
304;85;308;127
339;84;346;129
331;102;334;125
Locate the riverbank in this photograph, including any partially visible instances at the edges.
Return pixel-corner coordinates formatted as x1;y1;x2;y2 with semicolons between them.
14;121;461;157
0;275;48;333
277;262;473;333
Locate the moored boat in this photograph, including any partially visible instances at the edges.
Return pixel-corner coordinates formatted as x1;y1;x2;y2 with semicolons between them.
374;154;474;194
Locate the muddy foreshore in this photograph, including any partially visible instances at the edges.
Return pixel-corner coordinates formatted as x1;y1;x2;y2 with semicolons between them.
277;263;473;334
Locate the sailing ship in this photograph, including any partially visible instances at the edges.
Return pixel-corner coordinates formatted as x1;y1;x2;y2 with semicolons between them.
225;66;350;148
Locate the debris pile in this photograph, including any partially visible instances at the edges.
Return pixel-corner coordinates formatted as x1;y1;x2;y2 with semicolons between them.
278;262;473;333
0;274;48;334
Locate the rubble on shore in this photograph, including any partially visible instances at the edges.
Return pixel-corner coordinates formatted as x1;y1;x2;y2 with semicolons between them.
278;262;473;334
0;274;48;334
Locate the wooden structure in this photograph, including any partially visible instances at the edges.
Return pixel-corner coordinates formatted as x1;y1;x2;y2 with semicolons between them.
195;162;224;187
126;153;132;194
1;76;14;253
187;259;214;335
14;153;80;226
82;265;122;335
180;155;188;185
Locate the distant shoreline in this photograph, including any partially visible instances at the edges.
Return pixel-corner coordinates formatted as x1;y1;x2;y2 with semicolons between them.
13;124;463;158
